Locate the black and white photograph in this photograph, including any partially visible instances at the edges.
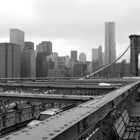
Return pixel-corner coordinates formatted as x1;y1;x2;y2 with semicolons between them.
0;0;140;139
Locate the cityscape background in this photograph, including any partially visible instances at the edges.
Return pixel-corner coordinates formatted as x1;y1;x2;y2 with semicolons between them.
0;0;140;61
0;22;132;78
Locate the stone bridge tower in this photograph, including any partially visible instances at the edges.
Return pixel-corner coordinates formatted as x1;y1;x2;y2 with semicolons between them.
129;35;140;76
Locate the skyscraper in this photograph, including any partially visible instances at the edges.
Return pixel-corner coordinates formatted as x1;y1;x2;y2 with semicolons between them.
65;55;71;68
57;57;66;69
105;22;116;65
36;41;52;56
24;41;34;50
73;63;87;77
98;45;103;68
10;28;25;52
0;43;20;78
92;46;103;71
21;42;36;77
92;48;99;62
102;52;105;65
36;41;52;77
47;52;58;68
79;52;86;64
71;50;77;60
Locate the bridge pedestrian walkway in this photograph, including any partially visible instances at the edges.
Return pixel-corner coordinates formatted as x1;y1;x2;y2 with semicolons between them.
128;102;140;118
111;101;140;140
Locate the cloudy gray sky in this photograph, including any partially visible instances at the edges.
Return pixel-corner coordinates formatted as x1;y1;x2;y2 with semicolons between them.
0;0;140;60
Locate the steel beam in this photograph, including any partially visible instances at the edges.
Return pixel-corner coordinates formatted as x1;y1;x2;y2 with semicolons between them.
0;93;92;103
2;81;140;140
0;82;116;90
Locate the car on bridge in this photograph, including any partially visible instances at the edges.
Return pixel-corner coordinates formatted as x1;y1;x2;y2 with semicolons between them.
98;82;123;87
27;108;62;127
98;83;111;86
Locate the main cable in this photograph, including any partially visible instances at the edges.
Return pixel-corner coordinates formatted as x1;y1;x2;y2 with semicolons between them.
79;38;134;79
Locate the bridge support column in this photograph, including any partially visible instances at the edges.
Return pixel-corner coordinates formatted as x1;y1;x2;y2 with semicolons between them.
129;35;140;76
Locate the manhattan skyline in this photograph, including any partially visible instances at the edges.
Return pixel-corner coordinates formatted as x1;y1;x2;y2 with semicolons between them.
0;0;139;60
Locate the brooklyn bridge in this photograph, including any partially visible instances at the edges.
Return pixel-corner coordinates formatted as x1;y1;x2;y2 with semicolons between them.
1;35;140;140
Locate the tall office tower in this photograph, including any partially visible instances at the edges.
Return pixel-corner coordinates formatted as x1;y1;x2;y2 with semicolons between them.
57;57;66;69
105;22;116;65
71;50;77;60
36;41;52;56
24;41;34;50
87;62;93;73
92;46;103;71
92;48;98;62
36;41;52;77
92;48;99;72
47;52;58;68
69;59;78;77
98;45;103;68
0;43;20;78
102;52;105;65
65;56;71;68
10;28;25;52
79;52;86;64
21;42;36;77
73;63;87;77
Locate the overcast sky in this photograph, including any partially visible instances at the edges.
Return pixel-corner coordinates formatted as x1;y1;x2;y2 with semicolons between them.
0;0;140;61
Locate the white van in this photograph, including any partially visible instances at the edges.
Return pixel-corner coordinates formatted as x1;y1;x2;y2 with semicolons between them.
27;108;62;127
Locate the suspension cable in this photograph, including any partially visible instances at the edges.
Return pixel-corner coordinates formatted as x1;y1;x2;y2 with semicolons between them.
80;38;134;79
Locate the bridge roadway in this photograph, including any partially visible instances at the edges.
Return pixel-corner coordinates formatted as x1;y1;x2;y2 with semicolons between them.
0;82;117;90
0;92;92;103
2;81;140;140
0;77;137;84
